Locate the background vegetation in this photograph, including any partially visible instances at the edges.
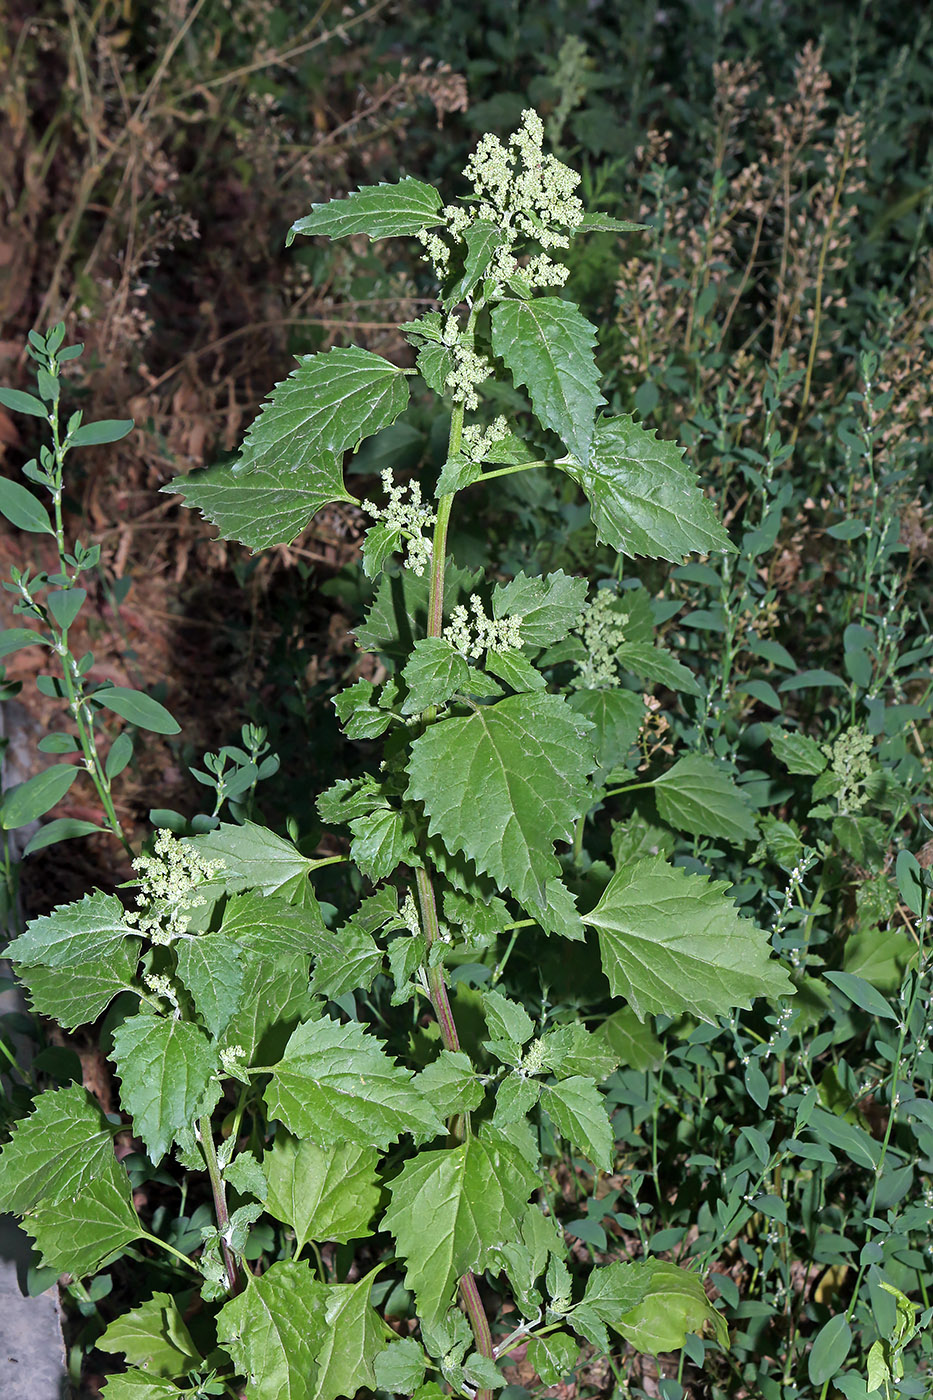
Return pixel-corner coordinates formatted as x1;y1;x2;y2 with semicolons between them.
0;1;930;1397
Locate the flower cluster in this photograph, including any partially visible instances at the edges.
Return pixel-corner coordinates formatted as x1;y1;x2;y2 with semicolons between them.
445;595;524;659
571;588;629;689
362;468;436;576
400;890;421;939
123;828;221;946
445;340;493;411
461;416;509;463
417;110;583;294
823;725;875;815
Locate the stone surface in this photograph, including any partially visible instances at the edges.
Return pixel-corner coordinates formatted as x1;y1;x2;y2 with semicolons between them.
0;701;70;1397
0;1215;68;1400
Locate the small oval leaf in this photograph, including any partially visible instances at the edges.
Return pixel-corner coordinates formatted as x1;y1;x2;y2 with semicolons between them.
1;764;80;830
0;627;47;659
24;818;107;855
47;589;87;632
0;387;48;418
93;687;180;735
808;1314;852;1385
68;419;134;447
0;479;55;535
105;732;134;780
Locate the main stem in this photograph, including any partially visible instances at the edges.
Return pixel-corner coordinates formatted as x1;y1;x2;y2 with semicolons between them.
198;1115;241;1296
416;389;496;1396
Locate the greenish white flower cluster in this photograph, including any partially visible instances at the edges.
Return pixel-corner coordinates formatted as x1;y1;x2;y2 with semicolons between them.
417;109;583;294
143;970;181;1018
461;416;509;463
445;340;492;411
445;595;523;659
824;725;875;815
571;588;629;689
123;828;221;946
401;890;421;939
362;468;436;577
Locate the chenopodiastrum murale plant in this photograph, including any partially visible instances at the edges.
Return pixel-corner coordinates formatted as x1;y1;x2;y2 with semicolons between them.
0;109;794;1399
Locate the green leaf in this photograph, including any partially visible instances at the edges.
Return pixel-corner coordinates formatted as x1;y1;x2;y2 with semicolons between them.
92;686;180;735
46;588;86;631
896;849;924;917
166;455;349;553
175;933;244;1037
462;1352;506;1389
492;570;588;648
584;855;793;1021
653;755;758;844
484;988;534;1049
416;1050;485;1119
187;821;315;900
767;726;828;775
449;219;511;302
311;920;383;999
576;213;650;234
383;1132;537;1327
484;649;545;693
494;1073;540;1124
25;1155;140;1277
6;890;131;969
557;416;733;560
333;678;395;739
69;419;134;447
0;476;55;534
808;1314;853;1386
615;642;701;696
538;1022;620;1081
1;762;79;829
540;1076;613;1170
374;1337;428;1394
17;941;140;1030
232;347;409;482
823;971;897;1021
567;689;644;771
589;1006;664;1073
287;178;443;243
0;385;48;417
0;1083;116;1214
0;625;47;658
216;1259;327;1400
527;1332;581;1386
349;807;419;882
613;1261;728;1355
106;731;134;780
220;889;327;957
110;1014;221;1164
312;1271;388;1400
574;1259;653;1349
490;298;604;466
264;1135;381;1254
402;638;470;714
97;1291;200;1378
218;952;314;1064
406;692;594;911
362;522;403;579
265;1016;444;1150
842;923;915;993
804;1106;880;1169
100;1373;183;1398
535;878;585;941
23;816;108;855
416;343;454;396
